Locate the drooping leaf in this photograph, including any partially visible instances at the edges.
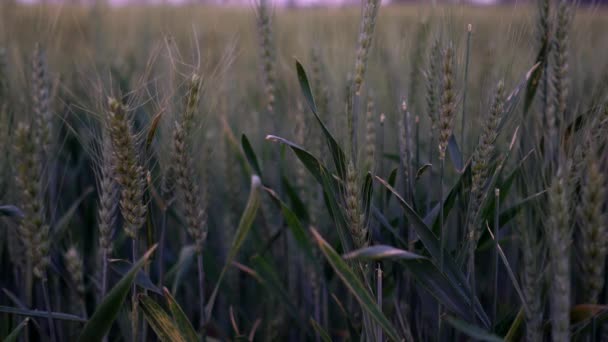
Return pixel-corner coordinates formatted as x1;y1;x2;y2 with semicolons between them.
311;228;401;341
78;244;158;342
266;135;336;190
343;245;425;261
110;260;162;294
206;175;261;318
415;164;432;180
345;246;476;322
139;294;186;342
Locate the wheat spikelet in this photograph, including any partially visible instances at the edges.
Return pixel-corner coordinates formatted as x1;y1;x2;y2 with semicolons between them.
14;123;50;279
438;43;456;161
97;133;118;255
106;97;146;239
32;43;53;159
65;247;85;300
255;0;276;114
345;161;368;249
552;0;570;121
364;93;376;173
520;216;544;342
547;166;571;342
426;39;441;132
173;75;207;253
353;0;380;95
577;157;606;304
468;81;505;243
398;100;412;199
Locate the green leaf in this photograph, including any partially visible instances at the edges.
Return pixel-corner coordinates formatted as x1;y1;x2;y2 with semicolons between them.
447;134;464;172
499;63;541;133
206;175;262;318
361;172;373;219
3;318;30;342
444;315;503;342
266;135;336;190
264;187;317;264
295;59;347;180
110;260;162;294
415;164;432;181
78;244;158;342
241;134;263;177
310;228;401;341
524;35;548;115
139;294;186;342
344;246;475;321
375;176;491;328
504;308;524;342
0;306;85;322
280;175;310;223
309;318;332;342
163;288;198;342
425;163;472;232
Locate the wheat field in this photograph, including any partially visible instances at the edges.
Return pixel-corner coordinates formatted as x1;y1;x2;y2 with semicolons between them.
0;1;608;341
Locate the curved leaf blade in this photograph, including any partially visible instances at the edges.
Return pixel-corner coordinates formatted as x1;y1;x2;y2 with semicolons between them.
311;228;401;341
139;294;186;342
163;288;198;342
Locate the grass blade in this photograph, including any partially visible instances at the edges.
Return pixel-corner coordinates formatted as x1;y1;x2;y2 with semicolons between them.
3;318;30;342
163;288;198;342
311;228;401;341
375;175;491;328
206;175;262;318
139;294;186;342
309;318;332;342
0;306;85;322
295;59;347;179
242;134;263;177
77;244;158;342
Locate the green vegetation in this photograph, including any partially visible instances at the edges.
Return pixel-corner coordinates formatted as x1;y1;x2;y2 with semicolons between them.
1;1;608;341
